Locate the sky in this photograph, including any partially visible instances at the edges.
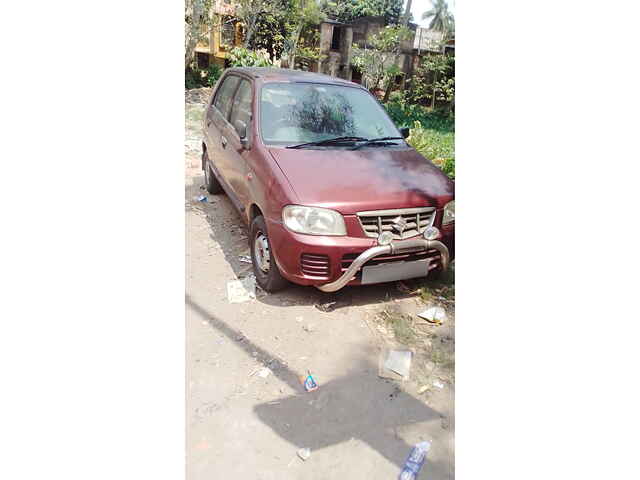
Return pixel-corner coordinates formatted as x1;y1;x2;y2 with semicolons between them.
410;0;455;27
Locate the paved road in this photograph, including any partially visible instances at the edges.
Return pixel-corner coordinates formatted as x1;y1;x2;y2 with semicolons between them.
185;97;454;479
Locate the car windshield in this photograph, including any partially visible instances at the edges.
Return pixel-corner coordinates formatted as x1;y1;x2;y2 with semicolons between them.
260;83;401;146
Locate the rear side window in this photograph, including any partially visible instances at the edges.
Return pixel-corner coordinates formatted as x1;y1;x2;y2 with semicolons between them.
213;75;240;120
229;80;252;128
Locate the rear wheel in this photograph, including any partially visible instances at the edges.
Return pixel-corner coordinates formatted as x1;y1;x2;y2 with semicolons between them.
203;149;222;194
250;215;289;292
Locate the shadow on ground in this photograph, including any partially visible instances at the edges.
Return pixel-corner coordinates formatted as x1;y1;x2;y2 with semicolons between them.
186;294;449;477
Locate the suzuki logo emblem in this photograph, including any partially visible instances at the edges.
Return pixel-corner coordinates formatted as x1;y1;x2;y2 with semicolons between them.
391;216;408;236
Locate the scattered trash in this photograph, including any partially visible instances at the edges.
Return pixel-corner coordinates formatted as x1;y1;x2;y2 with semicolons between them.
238;255;252;264
297;447;311;461
399;441;431;480
302;324;314;333
302;371;319;392
226;275;256;303
315;301;337;312
195;194;208;202
257;367;271;379
384;350;413;378
417;385;429;394
418;307;447;324
314;297;352;312
433;380;444;389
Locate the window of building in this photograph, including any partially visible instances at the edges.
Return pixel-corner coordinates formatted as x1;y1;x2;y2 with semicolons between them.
221;17;235;48
331;26;342;51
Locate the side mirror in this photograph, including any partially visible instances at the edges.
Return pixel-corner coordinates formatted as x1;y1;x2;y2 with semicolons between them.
400;126;410;138
234;120;248;148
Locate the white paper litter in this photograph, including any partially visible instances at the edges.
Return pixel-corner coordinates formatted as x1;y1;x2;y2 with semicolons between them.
433;380;444;389
418;306;447;323
384;350;413;378
227;275;256;303
257;367;271;378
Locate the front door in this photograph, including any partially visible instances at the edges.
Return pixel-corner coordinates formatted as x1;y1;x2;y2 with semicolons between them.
225;78;254;210
206;74;240;195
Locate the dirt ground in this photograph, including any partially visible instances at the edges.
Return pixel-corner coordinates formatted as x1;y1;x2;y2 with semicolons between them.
185;89;455;479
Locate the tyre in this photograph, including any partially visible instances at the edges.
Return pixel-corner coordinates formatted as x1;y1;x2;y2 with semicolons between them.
250;215;289;292
203;149;222;194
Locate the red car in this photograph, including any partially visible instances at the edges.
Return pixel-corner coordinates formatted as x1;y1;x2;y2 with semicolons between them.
202;68;454;292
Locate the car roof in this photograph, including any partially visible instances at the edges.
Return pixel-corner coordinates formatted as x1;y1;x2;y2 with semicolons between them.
226;67;365;88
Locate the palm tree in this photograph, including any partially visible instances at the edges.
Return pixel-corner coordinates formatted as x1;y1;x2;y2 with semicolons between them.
421;0;454;38
421;0;454;108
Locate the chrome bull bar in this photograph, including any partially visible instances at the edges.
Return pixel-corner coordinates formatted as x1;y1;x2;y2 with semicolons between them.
316;238;450;293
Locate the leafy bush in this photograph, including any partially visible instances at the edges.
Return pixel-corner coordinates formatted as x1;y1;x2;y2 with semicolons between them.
185;68;202;89
384;100;454;132
203;64;223;87
227;47;274;67
406;120;455;178
385;100;455;178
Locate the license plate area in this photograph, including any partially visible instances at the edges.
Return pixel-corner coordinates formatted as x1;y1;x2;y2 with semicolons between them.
361;259;430;285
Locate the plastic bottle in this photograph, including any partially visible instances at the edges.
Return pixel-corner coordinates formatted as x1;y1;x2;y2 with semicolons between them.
398;441;431;480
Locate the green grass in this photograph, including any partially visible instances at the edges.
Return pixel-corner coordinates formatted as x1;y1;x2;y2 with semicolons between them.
384;102;455;179
379;309;416;346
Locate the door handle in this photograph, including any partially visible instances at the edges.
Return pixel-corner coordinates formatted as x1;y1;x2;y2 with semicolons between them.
221;136;227;148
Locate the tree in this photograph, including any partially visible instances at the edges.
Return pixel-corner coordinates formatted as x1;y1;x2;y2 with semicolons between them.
411;53;454;109
351;25;412;99
284;0;324;69
401;0;412;26
322;0;404;25
421;0;454;39
235;0;277;48
185;0;214;70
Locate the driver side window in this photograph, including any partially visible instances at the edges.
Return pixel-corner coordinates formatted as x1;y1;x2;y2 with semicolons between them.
229;79;252;135
213;75;240;120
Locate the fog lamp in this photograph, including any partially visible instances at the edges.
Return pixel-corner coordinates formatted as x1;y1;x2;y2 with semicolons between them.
377;231;394;246
423;226;440;240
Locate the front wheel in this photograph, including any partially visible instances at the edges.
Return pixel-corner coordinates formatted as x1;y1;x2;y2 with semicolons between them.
250;215;289;293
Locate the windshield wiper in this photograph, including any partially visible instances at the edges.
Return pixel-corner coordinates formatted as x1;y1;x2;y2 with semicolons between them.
286;136;368;149
350;136;405;150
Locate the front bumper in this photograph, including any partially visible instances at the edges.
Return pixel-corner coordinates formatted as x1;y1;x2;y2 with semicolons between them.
266;217;453;291
316;237;449;292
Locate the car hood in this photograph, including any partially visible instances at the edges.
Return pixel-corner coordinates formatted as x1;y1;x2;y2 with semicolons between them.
267;147;454;214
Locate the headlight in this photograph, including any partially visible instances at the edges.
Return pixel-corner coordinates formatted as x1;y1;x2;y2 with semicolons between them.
443;200;455;225
282;205;347;236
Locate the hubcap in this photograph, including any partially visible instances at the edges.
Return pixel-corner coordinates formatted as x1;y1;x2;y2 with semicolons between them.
254;233;270;273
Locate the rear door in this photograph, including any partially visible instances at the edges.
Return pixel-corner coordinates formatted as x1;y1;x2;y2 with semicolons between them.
205;74;240;192
225;78;254;209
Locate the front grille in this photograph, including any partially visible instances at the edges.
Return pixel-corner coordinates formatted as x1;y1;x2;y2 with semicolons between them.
341;249;442;280
300;253;330;278
357;207;436;240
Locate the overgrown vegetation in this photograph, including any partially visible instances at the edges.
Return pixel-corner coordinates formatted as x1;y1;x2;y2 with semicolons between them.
227;46;274;67
185;63;223;89
384;99;455;178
